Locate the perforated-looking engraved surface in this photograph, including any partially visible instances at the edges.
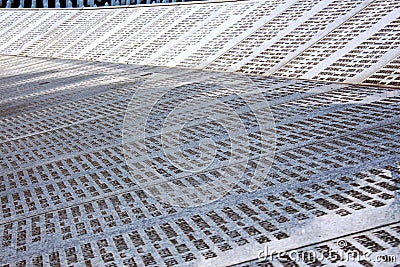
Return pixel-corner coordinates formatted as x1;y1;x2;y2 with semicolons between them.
272;0;400;83
0;0;399;86
362;55;400;88
0;55;399;266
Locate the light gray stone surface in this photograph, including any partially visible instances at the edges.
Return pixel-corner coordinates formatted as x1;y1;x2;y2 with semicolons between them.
0;55;399;266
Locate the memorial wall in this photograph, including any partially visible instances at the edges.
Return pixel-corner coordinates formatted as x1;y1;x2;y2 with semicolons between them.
0;0;399;87
0;1;400;266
